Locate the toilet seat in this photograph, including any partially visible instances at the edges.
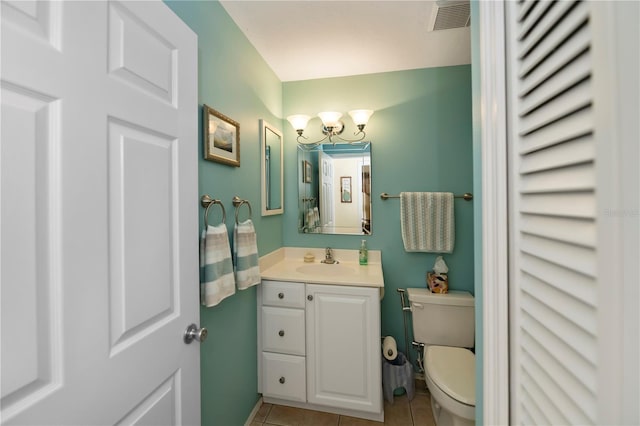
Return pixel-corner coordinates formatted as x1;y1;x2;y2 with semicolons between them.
425;345;475;406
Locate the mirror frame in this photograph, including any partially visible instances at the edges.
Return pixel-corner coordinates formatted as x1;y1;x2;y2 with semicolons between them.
297;141;372;235
260;119;284;216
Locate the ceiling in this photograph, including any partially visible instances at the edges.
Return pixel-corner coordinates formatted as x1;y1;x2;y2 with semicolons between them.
219;1;471;82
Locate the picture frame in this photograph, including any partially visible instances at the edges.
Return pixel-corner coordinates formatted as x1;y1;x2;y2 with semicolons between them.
340;176;352;203
203;104;240;167
302;160;312;183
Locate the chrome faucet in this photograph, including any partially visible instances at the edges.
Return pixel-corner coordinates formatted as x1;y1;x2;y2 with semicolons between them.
321;247;338;264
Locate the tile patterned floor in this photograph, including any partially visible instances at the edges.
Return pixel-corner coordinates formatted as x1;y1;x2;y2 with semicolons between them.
250;380;435;426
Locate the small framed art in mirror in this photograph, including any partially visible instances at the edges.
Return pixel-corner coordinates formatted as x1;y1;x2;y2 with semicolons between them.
302;160;312;183
340;177;352;203
203;104;240;167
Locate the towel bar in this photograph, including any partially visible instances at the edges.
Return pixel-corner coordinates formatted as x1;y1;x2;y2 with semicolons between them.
201;195;226;227
232;196;252;223
380;192;473;201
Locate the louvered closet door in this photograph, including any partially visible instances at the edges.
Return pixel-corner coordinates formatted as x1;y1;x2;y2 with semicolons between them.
506;1;598;424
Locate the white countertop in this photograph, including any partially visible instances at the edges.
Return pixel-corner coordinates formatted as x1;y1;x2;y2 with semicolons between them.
259;247;384;288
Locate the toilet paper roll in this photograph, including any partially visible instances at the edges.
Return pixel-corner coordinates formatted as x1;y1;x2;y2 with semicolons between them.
382;336;398;361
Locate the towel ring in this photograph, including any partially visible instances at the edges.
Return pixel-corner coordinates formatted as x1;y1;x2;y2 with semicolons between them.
232;196;252;224
201;195;226;228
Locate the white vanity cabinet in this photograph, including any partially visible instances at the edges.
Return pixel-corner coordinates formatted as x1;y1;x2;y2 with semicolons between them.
258;280;382;421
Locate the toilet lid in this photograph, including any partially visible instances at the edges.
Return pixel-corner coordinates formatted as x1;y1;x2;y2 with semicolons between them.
425;346;475;406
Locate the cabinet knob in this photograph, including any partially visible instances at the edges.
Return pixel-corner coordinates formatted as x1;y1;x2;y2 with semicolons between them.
278;292;284;299
307;295;313;301
278;329;285;337
279;377;286;384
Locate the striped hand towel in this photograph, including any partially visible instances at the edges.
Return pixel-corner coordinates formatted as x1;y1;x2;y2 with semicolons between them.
400;192;455;253
233;219;261;290
200;224;236;307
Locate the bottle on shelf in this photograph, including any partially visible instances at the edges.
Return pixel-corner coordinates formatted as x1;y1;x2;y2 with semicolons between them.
359;239;368;265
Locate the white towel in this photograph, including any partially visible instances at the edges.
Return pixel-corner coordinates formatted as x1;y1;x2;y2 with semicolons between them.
233;219;261;290
200;224;236;307
400;192;454;253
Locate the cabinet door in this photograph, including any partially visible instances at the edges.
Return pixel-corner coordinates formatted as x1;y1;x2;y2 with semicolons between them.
306;284;381;414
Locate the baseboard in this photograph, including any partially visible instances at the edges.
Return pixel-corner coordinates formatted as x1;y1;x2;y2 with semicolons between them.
244;396;263;426
262;396;384;423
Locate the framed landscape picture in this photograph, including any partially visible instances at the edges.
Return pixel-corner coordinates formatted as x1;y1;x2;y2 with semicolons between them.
203;104;240;166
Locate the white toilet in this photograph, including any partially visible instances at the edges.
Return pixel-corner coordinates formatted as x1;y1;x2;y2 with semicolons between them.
407;288;475;426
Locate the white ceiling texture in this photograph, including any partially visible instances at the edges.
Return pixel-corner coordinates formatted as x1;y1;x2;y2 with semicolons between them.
219;0;471;82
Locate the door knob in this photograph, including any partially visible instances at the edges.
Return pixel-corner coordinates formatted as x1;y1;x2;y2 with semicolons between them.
278;292;284;299
278;329;285;337
279;377;286;384
307;295;313;301
184;323;208;344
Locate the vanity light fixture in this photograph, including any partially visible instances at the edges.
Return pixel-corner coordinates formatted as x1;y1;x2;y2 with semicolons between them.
287;109;374;146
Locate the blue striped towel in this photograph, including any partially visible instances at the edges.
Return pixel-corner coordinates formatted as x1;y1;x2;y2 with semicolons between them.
233;219;261;290
400;192;454;253
200;224;236;307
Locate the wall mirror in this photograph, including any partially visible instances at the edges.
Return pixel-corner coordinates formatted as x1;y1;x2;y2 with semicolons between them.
260;119;283;215
298;142;371;235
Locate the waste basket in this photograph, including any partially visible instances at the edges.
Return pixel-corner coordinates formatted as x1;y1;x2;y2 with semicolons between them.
382;352;415;403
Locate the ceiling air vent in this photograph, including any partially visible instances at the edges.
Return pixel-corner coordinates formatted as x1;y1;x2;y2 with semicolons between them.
427;0;470;31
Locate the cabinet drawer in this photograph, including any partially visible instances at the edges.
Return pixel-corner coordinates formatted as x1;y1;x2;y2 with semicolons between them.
262;280;305;308
262;306;305;355
262;352;306;402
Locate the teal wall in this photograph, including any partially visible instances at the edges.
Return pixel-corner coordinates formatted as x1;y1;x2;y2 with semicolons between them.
164;1;283;425
282;67;475;362
470;1;483;423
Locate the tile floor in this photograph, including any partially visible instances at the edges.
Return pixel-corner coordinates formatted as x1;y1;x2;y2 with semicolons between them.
250;380;435;426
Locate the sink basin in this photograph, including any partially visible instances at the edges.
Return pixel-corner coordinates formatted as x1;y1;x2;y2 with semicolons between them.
296;263;355;276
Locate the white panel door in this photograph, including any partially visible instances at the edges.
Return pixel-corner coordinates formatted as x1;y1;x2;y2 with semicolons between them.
305;284;381;414
319;152;334;228
1;1;200;424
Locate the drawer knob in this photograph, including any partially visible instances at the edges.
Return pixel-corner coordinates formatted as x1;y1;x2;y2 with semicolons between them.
307;295;313;301
279;377;286;384
278;292;284;299
278;329;285;337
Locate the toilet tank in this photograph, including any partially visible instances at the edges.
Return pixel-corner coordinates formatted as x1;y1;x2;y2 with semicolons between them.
406;288;475;348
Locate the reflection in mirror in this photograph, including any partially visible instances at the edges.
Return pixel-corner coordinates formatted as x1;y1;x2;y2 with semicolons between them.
260;120;283;215
298;142;371;235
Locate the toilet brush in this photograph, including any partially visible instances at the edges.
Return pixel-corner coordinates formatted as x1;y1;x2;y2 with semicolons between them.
396;288;411;364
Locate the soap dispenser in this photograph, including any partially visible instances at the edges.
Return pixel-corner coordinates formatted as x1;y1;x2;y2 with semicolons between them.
359;240;368;265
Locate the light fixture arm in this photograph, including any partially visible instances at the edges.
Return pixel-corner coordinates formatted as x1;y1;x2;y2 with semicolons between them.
297;126;366;146
330;129;367;144
296;133;329;147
